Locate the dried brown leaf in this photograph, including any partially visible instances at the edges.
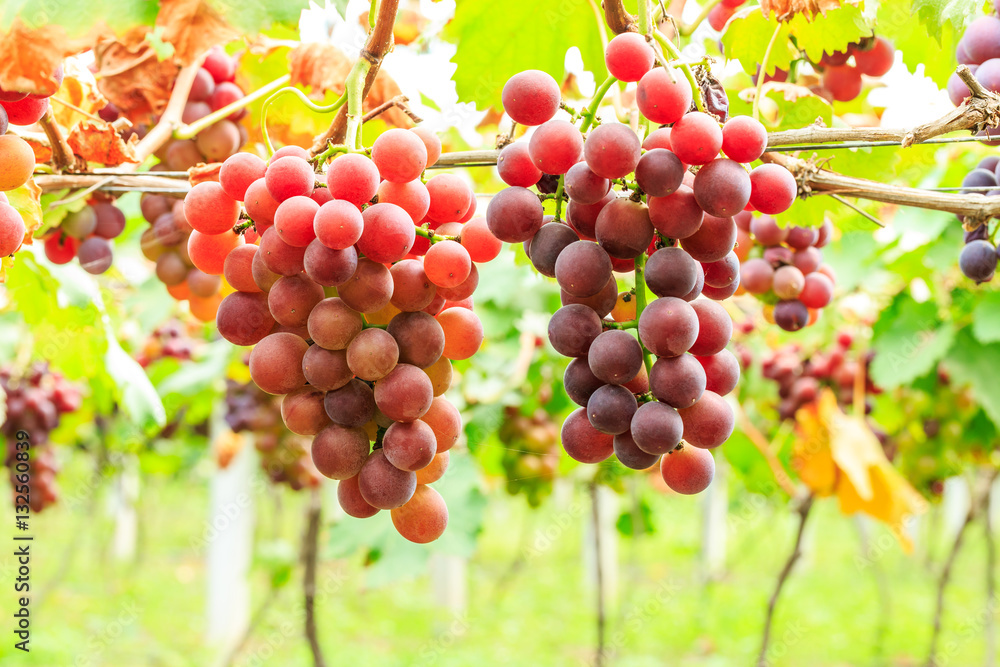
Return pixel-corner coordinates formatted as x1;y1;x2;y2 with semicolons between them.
94;27;179;124
67;120;140;165
0;20;92;97
155;0;239;66
289;42;353;98
189;162;222;185
365;70;414;129
760;0;860;21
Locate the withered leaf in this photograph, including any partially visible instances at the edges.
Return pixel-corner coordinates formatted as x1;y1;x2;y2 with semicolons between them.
760;0;861;22
0;20;93;97
67;120;140;165
155;0;239;66
94;27;178;123
289;42;352;98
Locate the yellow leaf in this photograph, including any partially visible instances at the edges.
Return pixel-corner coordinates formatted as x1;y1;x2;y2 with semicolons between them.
792;395;838;496
7;178;44;241
794;390;927;551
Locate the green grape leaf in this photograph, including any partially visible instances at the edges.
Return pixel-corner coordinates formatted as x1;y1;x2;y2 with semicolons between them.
911;0;981;41
728;84;833;132
787;6;871;64
722;12;796;77
1;0;157;36
878;1;960;86
943;329;1000;428
972;291;1000;344
870;291;955;389
444;0;606;110
724;6;872;79
209;0;310;34
104;333;167;429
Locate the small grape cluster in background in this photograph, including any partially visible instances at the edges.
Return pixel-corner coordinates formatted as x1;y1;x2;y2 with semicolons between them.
810;36;895;103
101;46;250;169
42;199;127;274
757;333;890;455
225;378;324;491
138;192;228;321
2;362;82;513
738;215;835;331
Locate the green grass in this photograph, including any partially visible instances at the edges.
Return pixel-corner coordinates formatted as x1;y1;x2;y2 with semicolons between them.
0;450;996;667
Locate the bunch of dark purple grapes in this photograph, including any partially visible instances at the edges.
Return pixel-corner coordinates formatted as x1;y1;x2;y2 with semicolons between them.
958;155;1000;283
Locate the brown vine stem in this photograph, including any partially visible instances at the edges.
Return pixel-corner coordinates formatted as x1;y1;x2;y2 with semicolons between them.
590;481;607;667
602;0;638;33
926;491;976;667
34;173;190;195
768;66;1000;149
309;0;400;155
133;60;206;165
985;469;998;667
757;494;814;667
303;486;327;667
38;108;78;172
360;94;422;124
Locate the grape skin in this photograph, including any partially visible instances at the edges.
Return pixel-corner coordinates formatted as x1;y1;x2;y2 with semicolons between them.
391;485;449;544
561;408;615;463
638;297;699;358
528;222;579;277
630;401;684;455
587;384;638;435
660;445;715;494
594;198;654;259
359;449;417;510
613;430;660;470
678;391;734;449
697;349;740;396
584;123;641;180
501;70;561;126
312;425;370;480
555;240;613;297
486;186;545;243
249;333;308;395
649;354;706;409
588;330;644;385
693;159;751;217
547;304;603;357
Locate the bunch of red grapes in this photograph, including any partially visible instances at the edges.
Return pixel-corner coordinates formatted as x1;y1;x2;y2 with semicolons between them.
139;192;228;321
738;215;835;331
810;36;895;102
488;34;798;495
0;66;64;261
225;378;324;491
957;156;1000;282
2;362;82;512
101;46;249;169
759;334;889;452
42;198;126;274
135;320;197;368
183;128;488;544
950;10;1000;106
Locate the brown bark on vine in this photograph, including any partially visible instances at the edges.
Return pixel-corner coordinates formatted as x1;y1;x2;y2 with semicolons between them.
309;0;401;156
